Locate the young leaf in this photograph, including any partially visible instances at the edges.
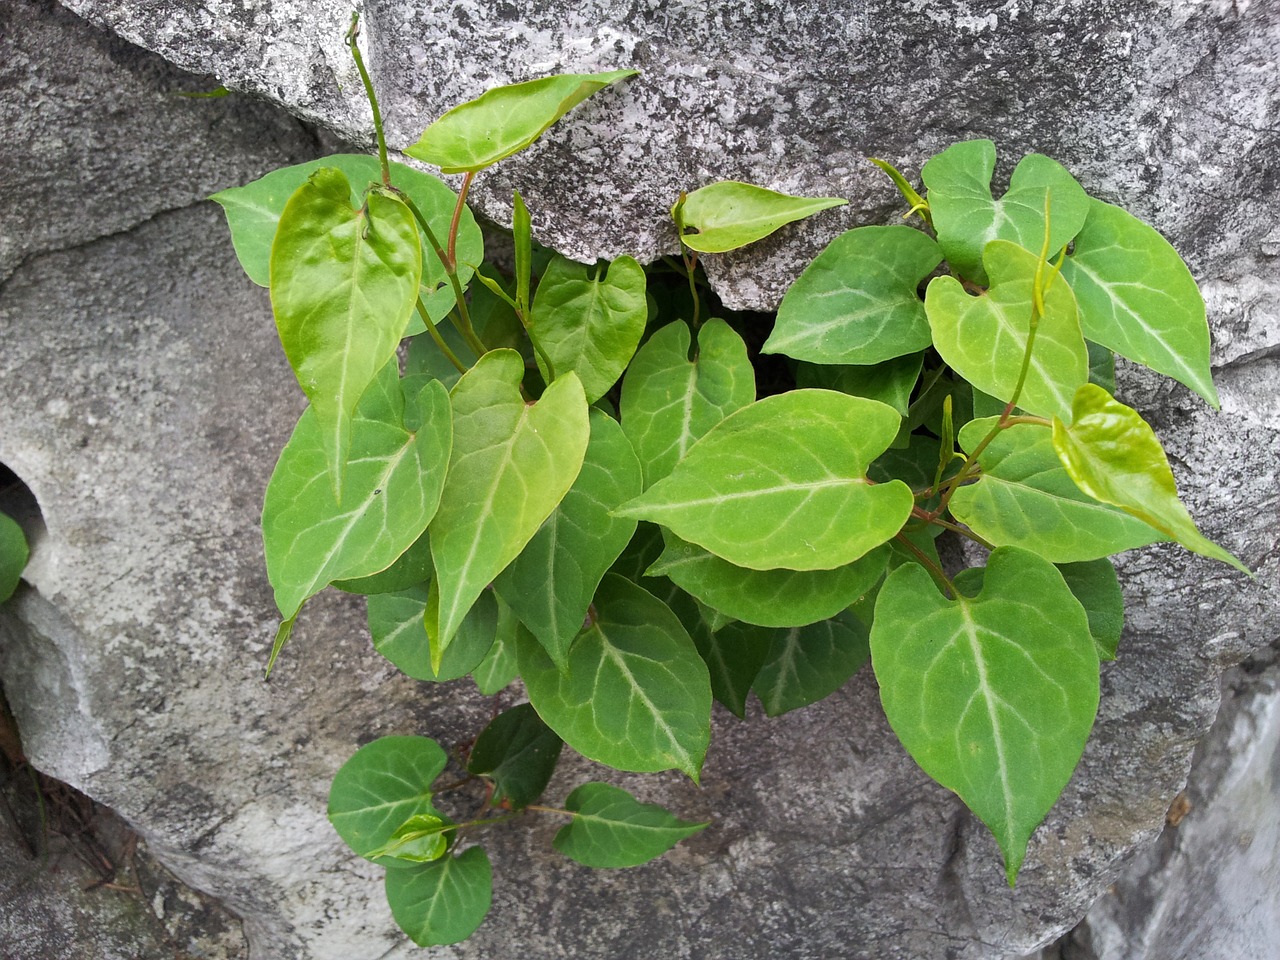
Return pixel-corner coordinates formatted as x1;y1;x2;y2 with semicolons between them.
429;350;590;658
794;353;923;416
1060;198;1218;406
367;583;498;682
690;619;774;718
530;255;648;402
925;239;1087;422
921;141;1089;285
0;512;28;603
518;575;712;780
763;226;941;364
615;391;914;571
648;534;888;628
870;547;1100;884
675;181;846;254
620;319;755;487
365;813;450;864
328;736;448;865
552;783;707;868
1052;384;1247;573
947;418;1169;562
406;70;637;174
471;595;521;695
262;369;451;622
269;168;422;498
494;410;642;670
513;189;533;317
466;703;563;809
384;846;493;947
752;610;871;717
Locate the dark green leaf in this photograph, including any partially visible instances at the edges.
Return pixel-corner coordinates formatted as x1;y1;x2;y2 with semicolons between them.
332;530;433;595
0;512;28;603
693;620;774;718
1059;560;1124;661
466;703;563;809
384;846;492;946
752;610;870;717
553;783;707;867
367;583;498;682
471;595;521;695
794;353;923;416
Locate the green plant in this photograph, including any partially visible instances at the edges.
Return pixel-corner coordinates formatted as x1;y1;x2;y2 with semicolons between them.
212;14;1246;946
0;510;27;603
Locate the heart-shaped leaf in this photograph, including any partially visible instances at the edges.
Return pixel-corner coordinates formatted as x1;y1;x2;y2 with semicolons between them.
925;239;1087;421
466;703;563;809
1060;198;1218;406
384;847;492;947
921;141;1090;284
406;70;637;174
552;783;707;868
616;391;913;571
1052;384;1247;573
0;512;28;603
429;350;590;658
675;181;846;253
752;610;871;717
764;226;941;364
870;547;1099;884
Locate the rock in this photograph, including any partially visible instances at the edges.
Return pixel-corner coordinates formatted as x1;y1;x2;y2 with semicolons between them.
0;1;1276;959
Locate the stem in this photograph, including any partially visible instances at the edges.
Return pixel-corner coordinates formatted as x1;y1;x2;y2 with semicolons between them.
893;532;954;599
401;194;450;269
448;172;475;272
346;13;391;189
682;248;702;330
524;803;576;818
911;508;995;550
415;298;468;374
449;296;489;359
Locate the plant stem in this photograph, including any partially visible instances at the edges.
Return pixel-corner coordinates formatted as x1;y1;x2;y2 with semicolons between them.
893;532;954;599
524;803;575;818
911;508;995;550
415;297;468;374
448;172;475;271
346;13;391;189
683;248;702;330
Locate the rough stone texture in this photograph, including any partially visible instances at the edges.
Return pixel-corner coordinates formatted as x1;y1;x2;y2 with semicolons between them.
0;1;1277;959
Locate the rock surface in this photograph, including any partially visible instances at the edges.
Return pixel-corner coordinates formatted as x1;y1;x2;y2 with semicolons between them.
0;1;1276;959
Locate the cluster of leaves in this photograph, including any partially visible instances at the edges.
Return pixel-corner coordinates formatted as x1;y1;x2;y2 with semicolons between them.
213;16;1244;947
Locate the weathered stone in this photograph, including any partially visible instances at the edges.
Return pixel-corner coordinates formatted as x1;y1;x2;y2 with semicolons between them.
0;2;1276;959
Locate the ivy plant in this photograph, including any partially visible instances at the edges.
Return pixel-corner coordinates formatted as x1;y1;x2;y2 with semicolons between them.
213;14;1246;947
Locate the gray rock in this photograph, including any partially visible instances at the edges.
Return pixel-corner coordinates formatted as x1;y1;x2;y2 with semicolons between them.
0;1;1276;959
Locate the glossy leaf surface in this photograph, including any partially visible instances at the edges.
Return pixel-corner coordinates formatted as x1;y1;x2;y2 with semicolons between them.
466;703;562;809
752;610;871;717
0;512;28;603
385;847;492;947
764;226;941;364
367;584;497;682
553;783;707;868
365;814;449;864
675;181;846;253
616;391;913;571
870;547;1099;883
407;70;636;173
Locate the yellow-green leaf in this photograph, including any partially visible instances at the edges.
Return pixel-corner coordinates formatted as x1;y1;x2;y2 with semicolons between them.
675;181;846;254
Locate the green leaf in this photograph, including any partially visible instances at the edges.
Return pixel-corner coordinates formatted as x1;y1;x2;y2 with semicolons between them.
0;512;28;603
752;610;871;717
494;410;641;669
764;226;941;364
1087;340;1116;395
921;141;1090;285
870;547;1100;884
332;529;433;595
1060;198;1218;406
553;783;707;868
384;847;492;947
616;391;913;571
675;181;846;254
365;814;450;863
518;575;712;780
269;169;422;498
690;619;773;718
1059;560;1124;661
925;239;1087;421
430;350;590;658
620;319;755;487
1052;384;1247;572
406;70;637;174
262;369;451;620
795;353;923;417
529;255;648;402
948;418;1169;562
466;703;563;809
328;736;448;865
367;583;498;682
648;533;887;629
471;595;520;695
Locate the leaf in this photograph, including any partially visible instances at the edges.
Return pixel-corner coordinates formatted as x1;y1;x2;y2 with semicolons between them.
921;141;1090;285
763;226;941;364
620;319;755;487
947;418;1169;562
466;703;563;809
518;575;712;780
870;547;1100;884
384;847;492;947
494;410;641;669
530;255;648;402
1059;560;1124;661
692;620;773;718
1087;339;1116;395
262;369;451;620
925;239;1087;421
471;595;521;695
794;353;923;416
0;512;28;603
365;814;450;864
615;390;914;571
1060;198;1218;406
332;529;433;595
553;783;707;868
327;736;448;865
367;583;498;682
675;181;846;254
429;351;590;658
1052;384;1247;572
269;168;422;498
752;610;871;717
648;533;887;628
406;70;637;174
